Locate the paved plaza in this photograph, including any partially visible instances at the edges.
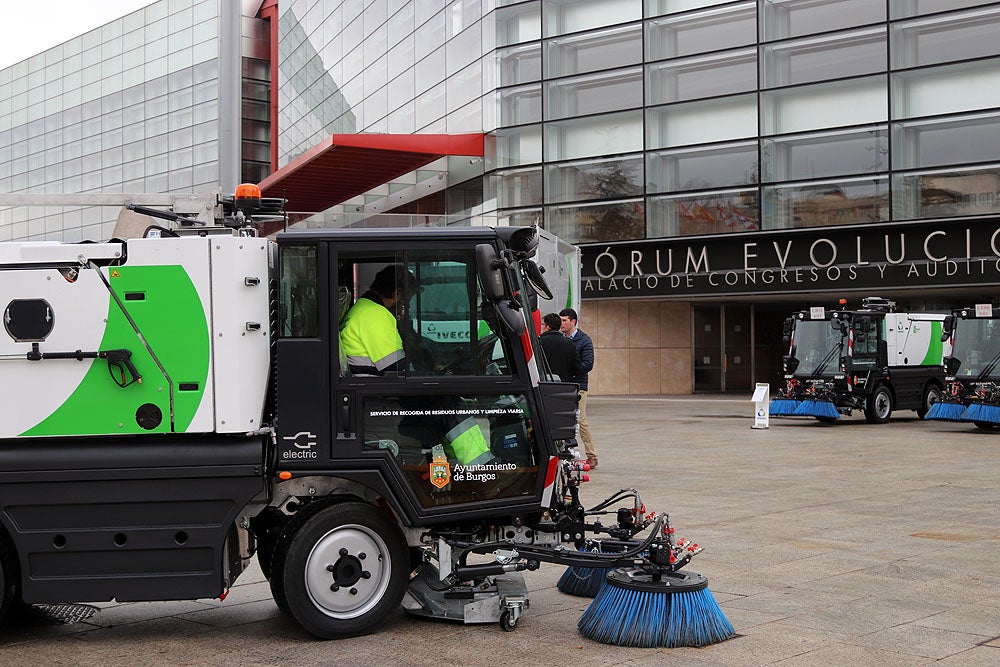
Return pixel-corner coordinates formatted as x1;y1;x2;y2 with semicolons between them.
0;396;997;666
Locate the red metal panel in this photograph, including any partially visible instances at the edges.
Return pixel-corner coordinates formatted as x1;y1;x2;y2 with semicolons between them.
257;133;485;215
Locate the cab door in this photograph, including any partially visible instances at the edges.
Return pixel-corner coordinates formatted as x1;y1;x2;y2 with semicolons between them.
331;240;549;520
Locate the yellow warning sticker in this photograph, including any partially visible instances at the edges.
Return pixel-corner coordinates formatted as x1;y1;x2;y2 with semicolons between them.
111;269;120;278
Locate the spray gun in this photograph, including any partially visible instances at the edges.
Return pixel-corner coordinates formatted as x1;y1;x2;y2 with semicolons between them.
25;344;142;387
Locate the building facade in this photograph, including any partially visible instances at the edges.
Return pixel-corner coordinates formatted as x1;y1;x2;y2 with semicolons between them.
5;0;1000;394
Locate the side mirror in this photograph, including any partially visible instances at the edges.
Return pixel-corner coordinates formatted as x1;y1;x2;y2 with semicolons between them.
783;355;799;375
941;315;954;342
476;243;506;301
495;299;527;335
943;356;961;375
782;317;793;343
523;260;553;301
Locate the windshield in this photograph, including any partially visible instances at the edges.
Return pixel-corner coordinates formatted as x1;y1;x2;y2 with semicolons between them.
950;318;1000;379
791;320;844;376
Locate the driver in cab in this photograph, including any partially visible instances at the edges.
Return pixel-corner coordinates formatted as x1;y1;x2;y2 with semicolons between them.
340;264;494;467
340;265;417;377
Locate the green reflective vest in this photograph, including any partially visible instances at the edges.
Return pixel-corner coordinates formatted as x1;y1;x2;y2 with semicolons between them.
340;297;404;376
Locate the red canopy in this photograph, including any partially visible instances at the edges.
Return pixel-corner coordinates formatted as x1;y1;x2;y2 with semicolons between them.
258;133;485;214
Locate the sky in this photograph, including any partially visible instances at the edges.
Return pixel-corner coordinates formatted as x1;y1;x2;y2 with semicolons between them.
1;1;155;70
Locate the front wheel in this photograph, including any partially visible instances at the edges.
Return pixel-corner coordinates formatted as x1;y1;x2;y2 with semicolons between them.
916;383;942;419
864;385;893;424
272;502;408;639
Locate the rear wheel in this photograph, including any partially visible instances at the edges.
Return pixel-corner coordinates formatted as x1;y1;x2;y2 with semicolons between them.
916;383;942;419
864;385;893;424
272;502;408;639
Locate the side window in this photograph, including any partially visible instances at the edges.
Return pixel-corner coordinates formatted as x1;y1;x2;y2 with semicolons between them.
853;318;878;368
407;250;516;377
337;248;517;378
361;392;539;507
279;245;318;337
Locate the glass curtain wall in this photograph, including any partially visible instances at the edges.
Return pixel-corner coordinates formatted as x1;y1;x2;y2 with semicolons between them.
484;0;1000;243
0;0;225;242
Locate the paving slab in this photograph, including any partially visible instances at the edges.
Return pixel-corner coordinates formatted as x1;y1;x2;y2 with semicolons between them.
0;396;997;666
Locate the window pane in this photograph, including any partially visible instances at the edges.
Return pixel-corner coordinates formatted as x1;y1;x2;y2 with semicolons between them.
647;189;759;237
545;155;644;203
761;75;886;135
279;245;318;337
892;112;1000;170
645;0;733;17
496;167;543;207
491;124;542;168
647;141;758;193
762;0;886;42
500;85;541;125
893;166;1000;220
362;391;538;507
892;7;1000;69
496;2;540;47
545;67;643;120
762;27;886;88
646;2;755;61
762;126;887;182
647;93;757;149
498;44;541;86
646;48;755;105
544;24;642;78
892;59;1000;119
763;177;889;229
544;0;642;38
547;198;644;243
890;0;995;19
545;110;643;161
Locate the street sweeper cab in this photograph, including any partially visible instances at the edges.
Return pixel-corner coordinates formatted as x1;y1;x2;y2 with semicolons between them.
770;297;946;423
0;185;733;648
926;304;1000;429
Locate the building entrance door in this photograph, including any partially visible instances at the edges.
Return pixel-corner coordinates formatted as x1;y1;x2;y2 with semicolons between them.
693;304;754;392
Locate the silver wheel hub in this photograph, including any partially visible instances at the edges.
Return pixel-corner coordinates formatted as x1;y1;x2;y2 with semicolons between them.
304;524;391;619
875;392;890;417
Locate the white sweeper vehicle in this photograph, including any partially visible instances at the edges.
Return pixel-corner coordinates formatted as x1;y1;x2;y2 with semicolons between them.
0;186;732;648
769;297;946;423
925;303;1000;429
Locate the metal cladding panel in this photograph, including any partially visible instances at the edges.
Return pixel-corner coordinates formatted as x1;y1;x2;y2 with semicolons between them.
209;238;273;433
0;268;111;438
124;237;215;433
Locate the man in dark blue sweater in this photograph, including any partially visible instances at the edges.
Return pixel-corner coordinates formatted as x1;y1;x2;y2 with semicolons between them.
560;308;598;468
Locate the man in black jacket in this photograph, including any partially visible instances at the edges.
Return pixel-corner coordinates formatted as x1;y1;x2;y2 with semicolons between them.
539;312;582;382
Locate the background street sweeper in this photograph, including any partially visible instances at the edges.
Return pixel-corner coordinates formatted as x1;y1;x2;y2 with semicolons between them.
769;297;946;423
925;303;1000;429
0;185;732;648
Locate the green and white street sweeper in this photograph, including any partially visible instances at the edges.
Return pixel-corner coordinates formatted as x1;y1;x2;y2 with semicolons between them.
769;297;947;423
0;186;732;648
925;303;1000;429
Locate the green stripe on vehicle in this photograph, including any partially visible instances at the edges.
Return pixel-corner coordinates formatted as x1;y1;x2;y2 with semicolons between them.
21;265;209;437
921;321;944;365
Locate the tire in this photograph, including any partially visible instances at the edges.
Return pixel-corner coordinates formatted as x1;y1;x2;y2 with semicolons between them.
272;502;408;639
916;383;942;420
864;385;893;424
